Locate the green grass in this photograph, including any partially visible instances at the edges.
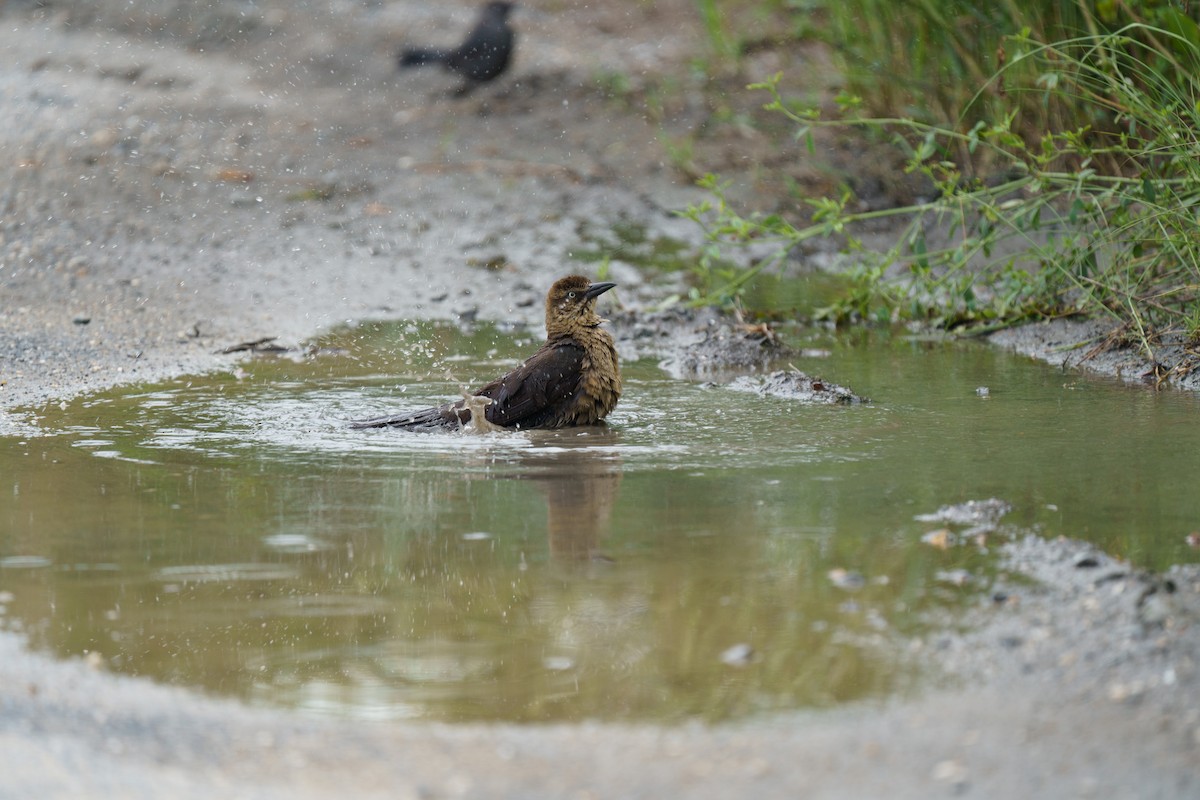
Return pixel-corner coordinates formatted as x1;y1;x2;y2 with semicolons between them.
680;3;1200;370
817;0;1199;161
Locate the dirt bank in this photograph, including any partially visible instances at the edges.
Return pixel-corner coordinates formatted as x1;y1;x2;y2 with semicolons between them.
989;318;1200;392
2;2;1198;797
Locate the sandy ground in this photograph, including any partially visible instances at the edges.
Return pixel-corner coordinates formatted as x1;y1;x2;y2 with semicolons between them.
2;2;1199;797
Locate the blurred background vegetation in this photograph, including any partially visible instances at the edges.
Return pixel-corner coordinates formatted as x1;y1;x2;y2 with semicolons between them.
822;0;1197;150
683;0;1200;366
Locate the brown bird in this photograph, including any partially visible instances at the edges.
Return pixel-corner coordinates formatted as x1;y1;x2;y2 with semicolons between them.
352;275;621;431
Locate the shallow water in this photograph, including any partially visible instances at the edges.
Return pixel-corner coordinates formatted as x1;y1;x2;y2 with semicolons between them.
1;321;1197;722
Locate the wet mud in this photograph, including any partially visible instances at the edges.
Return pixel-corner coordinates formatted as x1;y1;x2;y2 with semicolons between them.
726;369;866;404
989;318;1200;392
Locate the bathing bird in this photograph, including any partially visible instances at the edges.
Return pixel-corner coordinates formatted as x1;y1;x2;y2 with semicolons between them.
352;275;620;431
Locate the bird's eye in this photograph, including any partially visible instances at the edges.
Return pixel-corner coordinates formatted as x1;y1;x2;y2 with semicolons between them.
567;291;576;299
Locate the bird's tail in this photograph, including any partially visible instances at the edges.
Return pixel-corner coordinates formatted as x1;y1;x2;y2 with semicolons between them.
398;48;449;68
350;402;464;431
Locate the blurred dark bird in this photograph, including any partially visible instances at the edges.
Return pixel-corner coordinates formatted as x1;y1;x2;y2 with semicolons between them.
398;2;515;93
352;275;621;431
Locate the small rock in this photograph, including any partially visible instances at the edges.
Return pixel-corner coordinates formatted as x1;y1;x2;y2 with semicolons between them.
1136;580;1175;627
922;529;953;549
726;369;867;405
828;568;866;590
543;656;575;671
936;569;973;587
914;498;1011;528
1107;681;1145;703
931;758;969;786
720;643;755;667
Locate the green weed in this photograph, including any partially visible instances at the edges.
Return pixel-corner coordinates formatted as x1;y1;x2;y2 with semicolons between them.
683;20;1200;361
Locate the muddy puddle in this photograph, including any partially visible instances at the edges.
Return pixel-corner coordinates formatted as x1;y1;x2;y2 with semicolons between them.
2;321;1198;722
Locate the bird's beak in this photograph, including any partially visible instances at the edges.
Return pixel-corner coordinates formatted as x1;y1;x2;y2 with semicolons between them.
585;282;617;300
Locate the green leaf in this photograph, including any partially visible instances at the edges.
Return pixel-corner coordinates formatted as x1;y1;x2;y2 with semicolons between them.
833;91;862;112
1068;198;1085;226
915;131;938;162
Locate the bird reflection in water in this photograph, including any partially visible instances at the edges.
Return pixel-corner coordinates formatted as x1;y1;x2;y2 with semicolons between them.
512;429;623;563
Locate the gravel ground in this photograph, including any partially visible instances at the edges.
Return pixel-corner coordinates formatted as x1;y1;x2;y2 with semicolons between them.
2;2;1199;797
0;1;706;428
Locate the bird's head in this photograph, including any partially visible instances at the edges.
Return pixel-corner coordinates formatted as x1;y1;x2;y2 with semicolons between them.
545;275;616;334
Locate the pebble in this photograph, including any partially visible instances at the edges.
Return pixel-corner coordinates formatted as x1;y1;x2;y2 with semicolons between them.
720;643;755;667
931;758;969;786
828;568;866;590
542;656;575;671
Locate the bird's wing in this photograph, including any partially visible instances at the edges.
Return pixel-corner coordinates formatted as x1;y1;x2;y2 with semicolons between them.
476;341;586;428
349;403;460;430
